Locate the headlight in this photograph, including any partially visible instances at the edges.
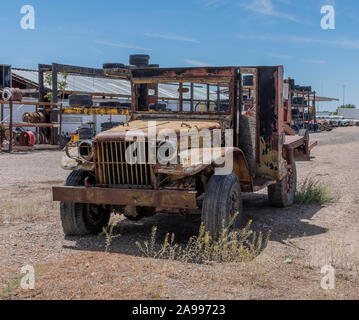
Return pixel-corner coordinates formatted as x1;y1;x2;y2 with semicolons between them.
79;140;94;161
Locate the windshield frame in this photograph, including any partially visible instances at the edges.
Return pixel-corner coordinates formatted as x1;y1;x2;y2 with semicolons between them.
130;66;239;116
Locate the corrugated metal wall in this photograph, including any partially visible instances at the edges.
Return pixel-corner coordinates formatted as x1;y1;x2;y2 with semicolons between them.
338;108;359;120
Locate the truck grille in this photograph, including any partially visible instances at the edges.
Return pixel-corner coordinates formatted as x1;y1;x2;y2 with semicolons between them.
95;141;151;187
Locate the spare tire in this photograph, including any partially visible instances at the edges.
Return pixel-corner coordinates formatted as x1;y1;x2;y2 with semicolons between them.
103;63;125;69
129;54;150;66
69;94;93;107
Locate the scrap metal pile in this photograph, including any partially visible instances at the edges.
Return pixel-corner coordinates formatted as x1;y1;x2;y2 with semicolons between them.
0;87;55;150
1;87;23;102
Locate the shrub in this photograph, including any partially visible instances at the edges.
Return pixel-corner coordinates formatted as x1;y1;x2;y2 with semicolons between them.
295;176;334;205
136;219;268;264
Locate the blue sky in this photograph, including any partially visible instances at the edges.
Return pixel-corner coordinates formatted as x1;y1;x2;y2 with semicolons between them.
1;0;358;111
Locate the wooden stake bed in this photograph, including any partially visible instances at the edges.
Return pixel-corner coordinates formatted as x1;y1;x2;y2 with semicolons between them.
63;107;130;116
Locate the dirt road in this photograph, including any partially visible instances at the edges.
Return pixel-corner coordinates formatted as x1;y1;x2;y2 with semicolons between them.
1;127;359;300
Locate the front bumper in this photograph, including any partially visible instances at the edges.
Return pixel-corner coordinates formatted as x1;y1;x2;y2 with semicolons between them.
53;186;198;209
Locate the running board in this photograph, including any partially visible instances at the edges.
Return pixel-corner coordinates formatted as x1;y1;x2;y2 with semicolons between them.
253;177;277;192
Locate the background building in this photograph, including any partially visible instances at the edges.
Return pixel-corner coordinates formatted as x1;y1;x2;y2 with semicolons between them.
338;108;359;120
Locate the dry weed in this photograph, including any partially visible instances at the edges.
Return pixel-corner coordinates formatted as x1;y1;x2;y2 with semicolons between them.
136;220;269;264
295;176;335;205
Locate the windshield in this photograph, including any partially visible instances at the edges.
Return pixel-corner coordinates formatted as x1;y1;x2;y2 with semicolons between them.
135;81;231;114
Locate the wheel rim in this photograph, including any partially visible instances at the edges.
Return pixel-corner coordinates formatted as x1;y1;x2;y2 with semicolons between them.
286;165;295;195
86;204;105;225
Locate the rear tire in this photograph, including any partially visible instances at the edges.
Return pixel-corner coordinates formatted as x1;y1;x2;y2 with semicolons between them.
202;173;243;237
60;170;111;236
268;161;297;207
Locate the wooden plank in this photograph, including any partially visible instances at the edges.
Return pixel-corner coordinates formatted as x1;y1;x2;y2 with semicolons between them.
0;100;61;107
63;107;130;116
0;123;59;128
284;135;305;149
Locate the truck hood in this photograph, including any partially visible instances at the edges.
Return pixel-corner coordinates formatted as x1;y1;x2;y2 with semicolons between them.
95;119;222;142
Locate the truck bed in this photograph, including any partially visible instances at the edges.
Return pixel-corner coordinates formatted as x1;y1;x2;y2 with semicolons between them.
284;135;318;161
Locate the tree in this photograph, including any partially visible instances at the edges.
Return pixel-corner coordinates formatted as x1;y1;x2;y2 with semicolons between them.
336;104;356;115
44;72;68;102
338;104;356;109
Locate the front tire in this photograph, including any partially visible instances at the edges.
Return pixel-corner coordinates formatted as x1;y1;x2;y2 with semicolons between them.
60;170;111;236
268;161;297;207
202;173;243;237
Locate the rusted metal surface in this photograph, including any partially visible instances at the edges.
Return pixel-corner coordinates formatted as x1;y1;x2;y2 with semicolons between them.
253;177;277;192
0;103;3;149
284;136;318;161
284;135;305;149
54;63;299;211
1;88;22;102
63;107;130;116
255;66;287;181
131;67;237;84
0;123;59;128
230;147;253;192
94;140;152;186
22;111;46;123
53;186;198;209
95;119;222;142
0;100;60;107
0;100;62;152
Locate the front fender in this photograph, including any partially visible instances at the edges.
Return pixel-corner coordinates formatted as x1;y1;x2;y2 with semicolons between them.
155;147;253;192
212;147;253;192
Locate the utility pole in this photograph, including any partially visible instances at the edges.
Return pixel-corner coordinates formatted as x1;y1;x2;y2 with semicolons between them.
342;85;346;107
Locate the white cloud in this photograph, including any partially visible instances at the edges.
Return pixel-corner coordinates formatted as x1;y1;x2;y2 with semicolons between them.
183;59;211;66
240;0;299;23
143;33;200;43
202;0;231;8
303;59;326;64
96;40;152;52
265;52;292;60
237;34;359;50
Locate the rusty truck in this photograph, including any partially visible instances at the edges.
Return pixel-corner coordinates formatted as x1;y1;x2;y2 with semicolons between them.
53;63;316;237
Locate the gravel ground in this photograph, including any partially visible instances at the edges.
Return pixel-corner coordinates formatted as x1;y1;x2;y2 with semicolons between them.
1;127;359;300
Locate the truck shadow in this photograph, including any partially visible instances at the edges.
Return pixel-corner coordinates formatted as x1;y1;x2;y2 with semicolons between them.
63;193;328;258
242;193;328;244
